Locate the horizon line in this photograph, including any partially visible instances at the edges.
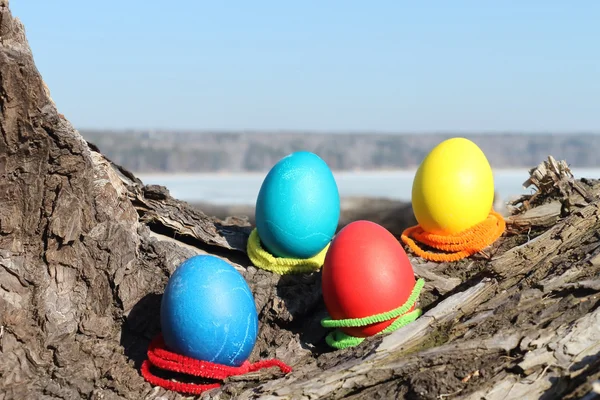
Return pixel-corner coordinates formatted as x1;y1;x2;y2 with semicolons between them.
77;128;600;135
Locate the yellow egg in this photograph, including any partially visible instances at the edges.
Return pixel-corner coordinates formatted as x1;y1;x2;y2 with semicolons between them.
412;137;494;235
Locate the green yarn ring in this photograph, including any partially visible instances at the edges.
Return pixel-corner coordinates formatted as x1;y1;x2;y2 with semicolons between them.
321;278;425;349
325;309;422;349
321;278;424;328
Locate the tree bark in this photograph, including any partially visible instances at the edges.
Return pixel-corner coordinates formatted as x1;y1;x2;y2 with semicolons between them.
1;3;600;399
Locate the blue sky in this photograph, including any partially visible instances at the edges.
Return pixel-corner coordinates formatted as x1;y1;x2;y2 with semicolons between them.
11;1;600;132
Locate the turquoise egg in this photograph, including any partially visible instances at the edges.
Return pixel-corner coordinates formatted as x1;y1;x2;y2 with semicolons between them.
255;151;340;259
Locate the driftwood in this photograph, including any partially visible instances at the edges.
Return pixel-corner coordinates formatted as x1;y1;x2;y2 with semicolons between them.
1;3;600;399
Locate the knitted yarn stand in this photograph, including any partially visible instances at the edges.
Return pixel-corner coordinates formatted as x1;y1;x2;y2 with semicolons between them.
401;210;506;262
246;228;329;274
141;335;292;395
321;278;425;349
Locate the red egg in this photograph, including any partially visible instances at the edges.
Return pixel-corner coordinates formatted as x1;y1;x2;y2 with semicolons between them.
322;220;416;337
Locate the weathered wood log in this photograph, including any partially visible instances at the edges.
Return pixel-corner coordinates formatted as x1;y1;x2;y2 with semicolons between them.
2;2;600;399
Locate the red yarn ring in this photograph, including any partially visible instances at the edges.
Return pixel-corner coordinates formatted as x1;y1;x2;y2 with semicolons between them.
141;334;292;395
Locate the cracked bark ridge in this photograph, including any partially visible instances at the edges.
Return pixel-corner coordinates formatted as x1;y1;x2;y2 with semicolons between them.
2;3;600;399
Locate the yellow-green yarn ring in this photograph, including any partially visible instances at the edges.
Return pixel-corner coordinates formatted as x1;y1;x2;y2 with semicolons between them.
322;279;424;328
321;278;425;349
246;228;329;274
325;309;422;349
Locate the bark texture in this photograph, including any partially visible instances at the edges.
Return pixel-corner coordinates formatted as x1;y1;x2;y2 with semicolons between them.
1;3;600;399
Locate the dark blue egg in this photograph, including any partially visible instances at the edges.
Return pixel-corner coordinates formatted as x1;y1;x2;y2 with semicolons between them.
255;151;340;259
160;255;258;366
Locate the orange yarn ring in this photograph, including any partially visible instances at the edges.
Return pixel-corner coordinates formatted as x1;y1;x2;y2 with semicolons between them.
401;210;506;262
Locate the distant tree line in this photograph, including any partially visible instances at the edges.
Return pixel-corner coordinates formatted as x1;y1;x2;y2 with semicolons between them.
81;130;600;173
